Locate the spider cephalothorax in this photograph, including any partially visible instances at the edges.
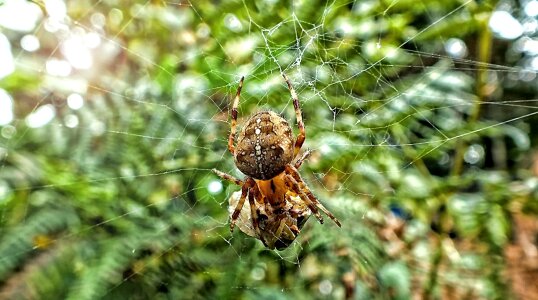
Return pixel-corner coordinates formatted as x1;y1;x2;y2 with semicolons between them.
213;74;341;250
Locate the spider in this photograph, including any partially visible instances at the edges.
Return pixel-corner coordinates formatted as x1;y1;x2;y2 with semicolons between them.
226;191;312;249
212;74;341;250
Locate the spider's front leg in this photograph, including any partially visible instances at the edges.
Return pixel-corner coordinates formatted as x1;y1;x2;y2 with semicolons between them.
282;73;305;157
212;168;252;232
228;177;255;232
228;76;244;155
212;169;243;186
294;149;313;169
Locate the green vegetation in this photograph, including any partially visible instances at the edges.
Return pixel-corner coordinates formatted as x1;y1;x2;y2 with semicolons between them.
0;0;537;299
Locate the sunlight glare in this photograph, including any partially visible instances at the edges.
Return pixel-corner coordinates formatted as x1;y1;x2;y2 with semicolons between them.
339;21;353;35
531;56;538;71
0;89;14;126
109;8;124;27
489;11;523;40
250;267;265;280
46;58;72;76
464;144;484;164
61;35;93;69
84;32;101;49
1;125;16;139
0;0;42;32
208;180;223;194
20;34;40;52
43;18;68;33
522;38;538;55
0;34;15;79
64;114;79;128
525;1;538;17
67;93;84;110
44;0;67;21
320;144;332;154
226;36;257;60
90;13;106;28
224;14;242;32
42;0;68;33
196;23;210;38
0;181;9;199
319;280;333;295
90;121;105;136
523;19;538;35
26;104;56;128
445;38;467;58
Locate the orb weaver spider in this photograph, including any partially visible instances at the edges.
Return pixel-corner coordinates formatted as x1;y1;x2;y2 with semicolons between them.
212;73;341;250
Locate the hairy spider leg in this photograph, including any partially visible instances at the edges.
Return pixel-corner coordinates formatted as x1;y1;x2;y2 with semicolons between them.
282;73;305;157
212;169;243;186
294;149;313;169
248;183;262;237
228;76;244;155
285;165;342;227
229;177;254;232
284;173;324;224
210;169;262;236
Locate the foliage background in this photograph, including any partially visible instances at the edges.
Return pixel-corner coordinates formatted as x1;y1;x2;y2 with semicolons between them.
0;0;538;299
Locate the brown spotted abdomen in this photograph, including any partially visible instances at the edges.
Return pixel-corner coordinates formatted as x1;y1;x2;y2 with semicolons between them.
234;111;294;180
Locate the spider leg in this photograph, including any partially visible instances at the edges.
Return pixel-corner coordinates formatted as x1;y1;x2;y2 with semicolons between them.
294;149;313;169
230;177;254;232
282;73;305;158
227;76;244;155
266;215;287;249
212;169;243;186
285;165;342;227
249;183;262;237
284;173;324;224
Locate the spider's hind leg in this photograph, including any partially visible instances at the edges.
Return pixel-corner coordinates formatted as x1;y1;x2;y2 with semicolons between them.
284;173;324;224
285;165;342;227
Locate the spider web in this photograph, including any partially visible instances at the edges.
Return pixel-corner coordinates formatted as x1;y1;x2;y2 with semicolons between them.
0;0;537;298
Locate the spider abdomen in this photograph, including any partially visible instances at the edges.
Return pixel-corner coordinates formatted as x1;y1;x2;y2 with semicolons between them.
234;111;294;180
